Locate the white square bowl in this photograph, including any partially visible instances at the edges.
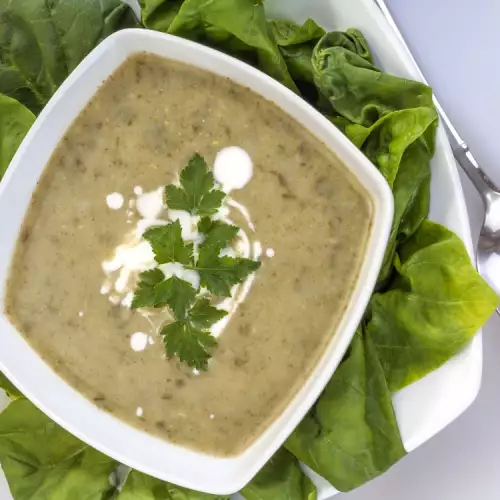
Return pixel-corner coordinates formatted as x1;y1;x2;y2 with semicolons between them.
0;29;393;494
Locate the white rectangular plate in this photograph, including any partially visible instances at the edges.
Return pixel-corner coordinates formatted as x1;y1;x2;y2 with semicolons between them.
0;0;481;499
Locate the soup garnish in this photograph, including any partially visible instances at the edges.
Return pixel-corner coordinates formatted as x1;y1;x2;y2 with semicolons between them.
131;153;261;369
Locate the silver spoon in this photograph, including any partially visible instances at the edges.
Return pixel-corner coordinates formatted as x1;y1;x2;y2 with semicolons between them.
375;0;500;315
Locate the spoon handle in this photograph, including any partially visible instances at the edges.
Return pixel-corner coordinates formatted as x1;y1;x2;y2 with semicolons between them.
453;142;500;206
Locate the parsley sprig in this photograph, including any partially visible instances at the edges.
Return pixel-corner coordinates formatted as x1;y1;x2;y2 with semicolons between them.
131;154;261;369
165;153;225;216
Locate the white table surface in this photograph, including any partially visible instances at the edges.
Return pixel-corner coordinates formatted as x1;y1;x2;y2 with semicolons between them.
337;1;500;499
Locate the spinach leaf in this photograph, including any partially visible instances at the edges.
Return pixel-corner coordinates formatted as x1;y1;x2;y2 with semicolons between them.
378;140;432;283
139;0;184;32
286;329;405;492
0;0;138;113
0;372;22;400
117;469;229;499
345;108;437;186
140;0;297;91
368;220;500;391
269;19;325;47
314;29;438;284
188;298;228;328
0;94;34;178
312;29;433;127
241;448;317;500
267;19;325;102
0;399;118;500
343;108;438;283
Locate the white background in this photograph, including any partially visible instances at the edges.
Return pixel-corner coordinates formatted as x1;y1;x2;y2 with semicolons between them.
338;1;500;499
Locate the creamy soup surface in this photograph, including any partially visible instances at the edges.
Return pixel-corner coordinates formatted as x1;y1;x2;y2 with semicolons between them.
5;53;372;456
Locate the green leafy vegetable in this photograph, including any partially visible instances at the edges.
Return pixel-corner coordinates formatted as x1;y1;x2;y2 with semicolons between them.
368;220;500;391
0;94;35;178
165;154;225;217
194;244;261;297
312;29;433;126
345;109;437;282
313;29;438;284
139;0;184;33
164;0;298;92
133;269;228;328
131;258;198;317
0;399;118;500
158;296;227;368
188;298;228;328
267;19;325;102
269;19;325;47
269;19;325;81
144;221;194;265
241;448;317;500
131;269;166;309
0;372;22;400
286;329;406;492
285;27;496;494
198;218;239;249
154;276;197;319
0;0;138;113
118;469;229;499
160;319;217;370
346;108;437;187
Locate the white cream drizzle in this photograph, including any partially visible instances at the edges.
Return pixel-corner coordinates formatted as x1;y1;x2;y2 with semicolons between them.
227;199;256;232
213;146;253;192
209;236;261;339
130;332;148;352
106;192;124;210
136;187;164;219
167;209;203;242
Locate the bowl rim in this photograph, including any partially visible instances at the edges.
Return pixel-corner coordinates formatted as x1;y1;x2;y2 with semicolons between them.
0;28;393;494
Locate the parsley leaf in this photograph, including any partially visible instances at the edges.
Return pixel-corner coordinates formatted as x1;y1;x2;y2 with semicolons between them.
143;220;193;265
194;245;261;297
198;218;240;248
189;298;228;328
131;273;196;319
165;154;226;216
154;276;197;319
197;190;226;216
160;321;217;370
131;269;165;308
